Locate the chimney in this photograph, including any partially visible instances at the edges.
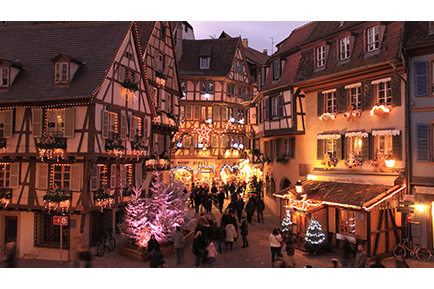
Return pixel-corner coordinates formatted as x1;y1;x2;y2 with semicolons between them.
263;49;268;55
242;38;248;47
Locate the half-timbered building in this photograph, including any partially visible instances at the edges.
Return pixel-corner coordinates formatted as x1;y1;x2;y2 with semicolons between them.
255;21;408;257
0;22;154;260
172;34;257;188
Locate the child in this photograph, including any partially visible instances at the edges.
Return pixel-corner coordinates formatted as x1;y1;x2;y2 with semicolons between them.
206;241;218;266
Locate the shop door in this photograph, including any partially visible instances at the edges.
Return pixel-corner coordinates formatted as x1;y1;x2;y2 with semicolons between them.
5;216;17;244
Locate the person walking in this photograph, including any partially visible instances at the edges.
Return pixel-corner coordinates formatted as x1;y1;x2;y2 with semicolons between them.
217;190;225;213
192;231;207;268
354;243;367;268
225;223;237;250
236;197;245;222
245;197;256;224
173;226;185;264
284;230;296;267
147;235;159;253
269;228;283;266
216;222;226;253
148;246;165;268
240;216;249;248
256;198;265;222
206;240;218;266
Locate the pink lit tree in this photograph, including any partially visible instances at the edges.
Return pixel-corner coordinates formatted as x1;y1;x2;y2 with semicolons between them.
143;171;194;244
118;186;147;243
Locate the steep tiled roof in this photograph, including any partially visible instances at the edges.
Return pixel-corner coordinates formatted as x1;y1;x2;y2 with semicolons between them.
403;21;434;49
272;21;317;59
294;21;404;84
135;21;156;55
244;46;268;66
0;21;132;104
178;38;239;77
301;21;364;46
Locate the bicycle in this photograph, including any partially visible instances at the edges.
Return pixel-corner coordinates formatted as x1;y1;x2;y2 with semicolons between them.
393;239;432;262
96;231;116;257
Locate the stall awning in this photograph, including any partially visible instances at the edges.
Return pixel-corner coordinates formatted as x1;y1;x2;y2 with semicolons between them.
275;180;405;212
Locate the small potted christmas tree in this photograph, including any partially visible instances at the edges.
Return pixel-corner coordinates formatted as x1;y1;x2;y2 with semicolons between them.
303;218;328;253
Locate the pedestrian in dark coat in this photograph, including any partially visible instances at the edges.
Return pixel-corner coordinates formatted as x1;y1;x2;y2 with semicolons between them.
216;223;226;253
354;243;367;268
284;231;296;267
192;231;207;268
245;197;256;224
217;190;225;213
173;226;185;264
240;217;249;248
194;191;202;213
148;247;165;268
205;193;213;213
147;235;159;253
256;198;265;222
235;197;245;221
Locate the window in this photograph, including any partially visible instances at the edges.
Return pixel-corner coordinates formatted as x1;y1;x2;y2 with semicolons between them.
282;138;294;158
348;86;362;110
183;135;191;147
52;164;71;190
160;25;166;40
194;105;201;120
0;163;11;187
102;111;119;139
227;84;235;97
367;26;379;52
97;164;108;189
156;52;165;72
0;110;12;138
374;134;393;158
181;81;186;94
339;37;350;60
377;81;392;105
34;212;70;249
317;134;343;161
185;105;192;120
273;59;281;80
54;62;69;84
235;61;243;74
200;57;210;69
316;45;325;67
271;97;278;118
414;61;430;96
325;91;337;113
339;210;357;235
47;109;65;137
201;81;214;94
347;136;364;157
213;105;220;121
1;67;9;88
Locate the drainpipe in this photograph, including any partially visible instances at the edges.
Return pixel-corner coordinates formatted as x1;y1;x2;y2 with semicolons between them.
390;58;410;242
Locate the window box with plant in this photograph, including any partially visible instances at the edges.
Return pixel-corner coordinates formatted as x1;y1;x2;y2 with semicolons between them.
0;189;11;208
105;133;125;157
36;131;66;161
121;78;139;92
94;187;115;212
43;186;71;214
132;134;148;160
0;139;5;153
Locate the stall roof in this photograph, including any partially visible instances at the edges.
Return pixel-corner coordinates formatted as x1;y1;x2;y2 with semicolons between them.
274;180;405;212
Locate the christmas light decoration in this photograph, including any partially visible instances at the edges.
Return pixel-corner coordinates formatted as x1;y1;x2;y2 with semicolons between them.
94;188;115;212
319;112;336;121
303;218;328;252
43;186;71;214
0;189;11;208
280;210;293;234
370;104;391;116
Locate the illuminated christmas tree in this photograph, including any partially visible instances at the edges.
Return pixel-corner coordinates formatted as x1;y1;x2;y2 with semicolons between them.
118;186;147;243
142;171;195;244
303;218;328;252
280;210;292;235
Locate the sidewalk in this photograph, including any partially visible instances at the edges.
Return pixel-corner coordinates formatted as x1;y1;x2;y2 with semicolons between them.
5;197;434;268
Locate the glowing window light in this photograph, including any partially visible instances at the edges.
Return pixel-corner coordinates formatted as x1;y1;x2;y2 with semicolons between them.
416;204;425;212
384;159;395;168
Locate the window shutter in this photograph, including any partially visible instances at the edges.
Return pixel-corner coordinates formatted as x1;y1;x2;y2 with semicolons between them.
222;106;227;121
415;61;429;96
55;62;61;83
336;136;343;160
317;92;324;116
70;164;82;191
317;139;324;160
120;164;126;188
9;162;19;188
290;137;295;158
276;138;281;158
263;97;269;121
362;82;372;111
32;108;43;138
417;123;430;162
135;162;142;188
3;109;13;138
278;95;284;117
143;118;149;140
391;76;401;107
64;108;75;138
194;105;201;120
120;111;128;141
36;163;48;190
392;133;402;161
110;164;117;188
118;65;125;82
328;207;336;233
362;134;370;160
337;88;346;113
213;105;220;121
185;105;192;120
222;135;227;148
90;168;98;191
102;110;109;139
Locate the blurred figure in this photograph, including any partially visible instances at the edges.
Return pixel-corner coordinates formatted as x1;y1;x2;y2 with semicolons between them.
1;242;17;268
206;240;218;267
173;226;185;264
148;246;165;268
147;235;159;253
225;223;237;250
284;230;296;267
269;228;283;266
330;258;344;268
354;243;367;268
256;198;265;223
192;231;207;268
274;257;288;268
240;216;249;248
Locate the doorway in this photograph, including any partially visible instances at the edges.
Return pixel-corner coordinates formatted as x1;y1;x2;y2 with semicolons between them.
4;216;17;244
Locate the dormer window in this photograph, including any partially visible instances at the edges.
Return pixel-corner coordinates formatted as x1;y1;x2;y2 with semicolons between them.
55;62;69;84
200;57;210;69
273;59;281;80
339;37;350;60
367;26;379;52
1;67;9;88
316;45;326;67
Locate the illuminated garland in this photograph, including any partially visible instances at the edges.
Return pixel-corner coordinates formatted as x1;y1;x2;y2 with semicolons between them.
303;218;328;251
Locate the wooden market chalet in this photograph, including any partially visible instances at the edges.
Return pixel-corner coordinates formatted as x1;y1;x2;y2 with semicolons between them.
0;21;182;260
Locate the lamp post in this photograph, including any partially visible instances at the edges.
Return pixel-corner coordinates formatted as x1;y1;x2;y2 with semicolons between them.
295;180;303;200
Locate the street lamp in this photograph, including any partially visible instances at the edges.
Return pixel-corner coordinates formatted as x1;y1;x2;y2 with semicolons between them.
295;180;303;194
